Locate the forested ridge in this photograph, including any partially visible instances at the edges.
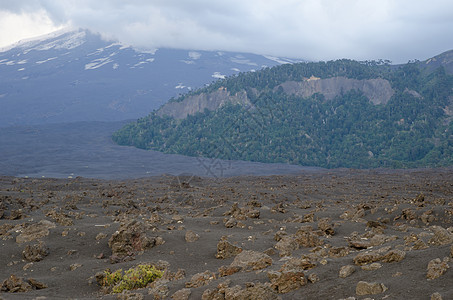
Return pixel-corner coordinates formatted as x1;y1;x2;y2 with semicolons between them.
113;59;453;168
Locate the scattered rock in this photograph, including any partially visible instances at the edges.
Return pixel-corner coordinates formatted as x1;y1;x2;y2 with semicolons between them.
171;288;191;300
280;257;316;271
216;237;242;259
46;210;74;226
218;265;241;277
230;250;272;271
271;203;287;213
1;275;47;292
116;291;144;300
185;271;216;288
381;249;406;263
329;246;350;258
353;250;382;266
307;273;319;283
184;230;199;243
275;235;299;257
361;263;382;271
22;241;49;262
268;269;307;293
148;279;169;298
95;233;107;240
426;258;450;280
16;220;56;244
295;226;324;247
108;220;160;259
429;226;453;245
1;275;32;292
431;292;443;300
317;218;335;235
204;282;278;300
339;265;355;278
70;263;82;271
224;218;237;228
355;281;387;296
28;278;48;289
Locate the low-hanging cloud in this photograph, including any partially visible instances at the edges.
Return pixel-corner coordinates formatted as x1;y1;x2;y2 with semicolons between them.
1;0;453;63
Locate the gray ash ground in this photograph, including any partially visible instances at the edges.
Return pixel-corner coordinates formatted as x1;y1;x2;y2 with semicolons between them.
0;168;452;299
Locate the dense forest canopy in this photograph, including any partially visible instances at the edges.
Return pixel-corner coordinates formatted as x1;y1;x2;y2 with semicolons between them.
113;59;453;168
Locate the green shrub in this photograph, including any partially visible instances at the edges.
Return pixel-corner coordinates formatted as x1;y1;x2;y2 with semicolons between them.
102;264;163;294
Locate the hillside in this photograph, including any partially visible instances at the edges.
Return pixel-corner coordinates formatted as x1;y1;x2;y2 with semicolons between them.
0;29;292;127
113;58;453;168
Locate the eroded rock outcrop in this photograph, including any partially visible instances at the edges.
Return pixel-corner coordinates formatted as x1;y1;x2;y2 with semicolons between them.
278;77;394;105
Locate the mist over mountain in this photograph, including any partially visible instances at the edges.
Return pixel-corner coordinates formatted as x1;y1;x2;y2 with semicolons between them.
0;29;296;127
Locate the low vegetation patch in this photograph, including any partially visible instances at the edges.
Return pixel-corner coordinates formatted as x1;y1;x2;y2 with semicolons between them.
99;264;163;294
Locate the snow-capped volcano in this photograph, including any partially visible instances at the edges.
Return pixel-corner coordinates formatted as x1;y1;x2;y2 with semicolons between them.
0;29;297;127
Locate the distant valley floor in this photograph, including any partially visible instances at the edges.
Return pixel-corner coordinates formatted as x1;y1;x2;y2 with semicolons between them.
0;121;317;179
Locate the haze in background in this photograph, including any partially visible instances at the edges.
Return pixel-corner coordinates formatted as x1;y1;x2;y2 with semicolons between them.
1;0;453;63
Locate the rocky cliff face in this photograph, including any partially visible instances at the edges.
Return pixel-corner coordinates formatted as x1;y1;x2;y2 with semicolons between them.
156;77;395;119
157;88;250;119
277;77;394;105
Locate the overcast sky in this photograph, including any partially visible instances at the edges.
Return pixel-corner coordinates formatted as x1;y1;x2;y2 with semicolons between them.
1;0;452;63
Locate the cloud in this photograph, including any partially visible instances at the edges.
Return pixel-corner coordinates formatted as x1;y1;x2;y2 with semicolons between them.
1;0;453;63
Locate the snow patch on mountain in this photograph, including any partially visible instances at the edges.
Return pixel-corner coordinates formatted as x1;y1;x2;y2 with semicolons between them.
230;55;258;66
189;51;201;60
85;57;113;70
36;57;57;64
212;72;226;79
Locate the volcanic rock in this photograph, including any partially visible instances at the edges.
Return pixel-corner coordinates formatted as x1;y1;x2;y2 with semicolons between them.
108;220;160;258
22;241;49;262
230;250;272;271
339;265;355;278
216;237;242;259
268;269;307;293
184;230;199;243
426;258;450;280
355;281;387;295
16;220;56;244
185;271;216;288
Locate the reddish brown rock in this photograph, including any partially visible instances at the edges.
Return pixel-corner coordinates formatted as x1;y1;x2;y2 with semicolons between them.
268;269;307;293
216;237;242;259
381;249;406;263
426;258;450;280
317;218;335;235
1;275;46;293
22;241;49;262
339;265;355;278
185;271;216;288
230;250;272;271
1;275;32;293
171;288;191;300
108;220;160;258
429;226;453;246
295;227;323;248
280;257;316;271
275;236;299;257
353;250;382;266
431;292;443;300
356;281;387;295
218;265;241;277
184;230;199;243
16;220;56;244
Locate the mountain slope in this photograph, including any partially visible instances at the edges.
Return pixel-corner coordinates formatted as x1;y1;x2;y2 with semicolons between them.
113;59;453;168
0;29;295;127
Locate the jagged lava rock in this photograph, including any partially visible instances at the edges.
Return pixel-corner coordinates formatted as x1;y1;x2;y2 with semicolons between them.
230;250;272;271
